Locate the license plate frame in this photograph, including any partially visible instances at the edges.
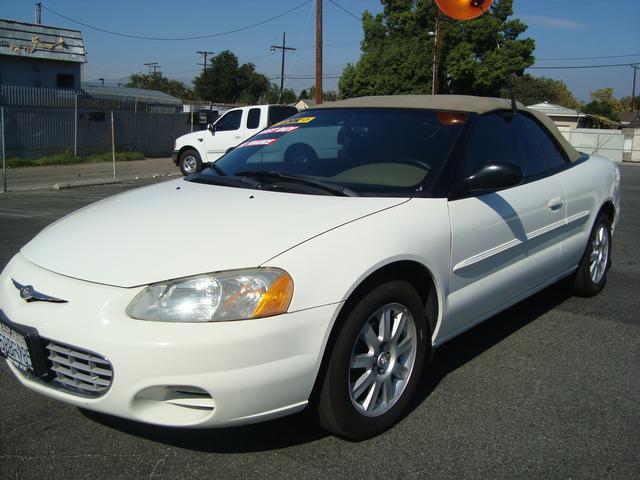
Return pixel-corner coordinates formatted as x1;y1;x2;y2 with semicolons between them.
0;310;48;377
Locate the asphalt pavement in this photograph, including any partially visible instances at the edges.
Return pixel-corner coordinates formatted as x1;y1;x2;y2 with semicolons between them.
0;167;638;479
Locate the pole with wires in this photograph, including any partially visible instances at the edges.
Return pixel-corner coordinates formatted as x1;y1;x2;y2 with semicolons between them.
270;32;296;103
631;64;639;112
431;11;441;95
315;0;323;105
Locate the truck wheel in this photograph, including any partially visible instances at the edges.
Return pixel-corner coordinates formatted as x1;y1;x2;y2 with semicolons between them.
179;149;203;176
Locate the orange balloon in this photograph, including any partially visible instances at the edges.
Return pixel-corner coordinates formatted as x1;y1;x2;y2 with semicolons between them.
434;0;494;21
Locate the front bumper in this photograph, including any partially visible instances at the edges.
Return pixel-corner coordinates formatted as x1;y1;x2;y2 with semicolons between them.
0;253;339;428
171;150;179;165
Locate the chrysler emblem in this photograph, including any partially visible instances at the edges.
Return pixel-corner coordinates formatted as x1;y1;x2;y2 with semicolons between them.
12;279;68;304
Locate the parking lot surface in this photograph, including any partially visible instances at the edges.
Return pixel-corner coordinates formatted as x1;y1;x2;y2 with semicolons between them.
1;168;639;479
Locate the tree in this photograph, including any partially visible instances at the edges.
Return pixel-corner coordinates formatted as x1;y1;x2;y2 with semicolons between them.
192;50;270;103
264;83;297;104
618;95;640;112
306;86;338;101
125;72;192;99
504;74;580;108
237;63;270;104
339;0;535;98
582;88;622;121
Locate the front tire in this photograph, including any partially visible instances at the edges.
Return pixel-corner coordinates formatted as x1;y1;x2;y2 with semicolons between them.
316;281;429;440
178;149;203;176
572;212;612;297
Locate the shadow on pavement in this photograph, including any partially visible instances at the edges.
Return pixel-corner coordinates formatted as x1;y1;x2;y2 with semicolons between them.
410;279;573;412
81;280;573;451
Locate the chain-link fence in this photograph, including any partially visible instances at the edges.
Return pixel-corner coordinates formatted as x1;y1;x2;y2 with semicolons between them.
0;85;194;192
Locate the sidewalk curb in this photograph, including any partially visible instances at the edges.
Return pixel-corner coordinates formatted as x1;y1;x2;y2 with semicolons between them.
53;179;121;190
48;172;179;191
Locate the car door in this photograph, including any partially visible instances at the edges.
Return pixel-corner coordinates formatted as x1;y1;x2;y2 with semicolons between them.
205;109;244;161
444;113;566;338
519;114;591;273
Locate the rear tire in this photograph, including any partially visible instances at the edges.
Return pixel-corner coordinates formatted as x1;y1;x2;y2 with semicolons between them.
178;149;203;176
316;281;429;441
572;212;612;297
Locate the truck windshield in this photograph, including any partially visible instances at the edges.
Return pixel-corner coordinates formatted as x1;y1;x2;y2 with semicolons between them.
191;108;466;197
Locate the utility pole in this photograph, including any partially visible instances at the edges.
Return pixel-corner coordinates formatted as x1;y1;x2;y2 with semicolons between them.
270;32;296;102
315;0;323;105
631;64;639;112
431;11;441;95
144;62;161;75
35;2;42;25
197;51;213;100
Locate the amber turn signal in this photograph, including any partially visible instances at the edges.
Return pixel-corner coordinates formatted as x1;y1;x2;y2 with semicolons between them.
252;273;294;318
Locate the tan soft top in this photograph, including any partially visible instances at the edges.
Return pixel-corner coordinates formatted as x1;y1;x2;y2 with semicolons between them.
312;95;581;162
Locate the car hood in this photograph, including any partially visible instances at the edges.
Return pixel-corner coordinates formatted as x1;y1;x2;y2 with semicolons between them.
21;179;408;288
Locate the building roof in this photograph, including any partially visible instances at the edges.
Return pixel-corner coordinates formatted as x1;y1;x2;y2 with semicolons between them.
81;82;183;105
0;18;86;63
309;94;581;162
528;101;586;118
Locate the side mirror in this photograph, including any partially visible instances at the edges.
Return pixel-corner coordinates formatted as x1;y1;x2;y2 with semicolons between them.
207;123;215;134
465;162;523;192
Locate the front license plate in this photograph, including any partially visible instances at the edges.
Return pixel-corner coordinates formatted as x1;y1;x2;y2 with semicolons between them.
0;311;48;377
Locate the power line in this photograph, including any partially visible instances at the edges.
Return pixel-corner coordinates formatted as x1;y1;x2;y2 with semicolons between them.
41;1;312;41
328;0;360;21
537;53;640;61
530;63;639;70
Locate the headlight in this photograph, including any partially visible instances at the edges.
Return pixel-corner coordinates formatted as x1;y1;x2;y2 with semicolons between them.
126;268;293;322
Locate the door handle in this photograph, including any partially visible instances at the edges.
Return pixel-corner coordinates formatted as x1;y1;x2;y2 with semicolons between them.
234;136;242;139
547;197;563;211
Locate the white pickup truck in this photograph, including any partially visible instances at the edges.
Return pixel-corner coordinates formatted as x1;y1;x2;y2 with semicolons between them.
172;104;298;175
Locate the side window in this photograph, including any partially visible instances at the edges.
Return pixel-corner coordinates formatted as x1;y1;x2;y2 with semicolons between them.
268;106;297;126
246;108;261;129
215;110;242;131
57;74;74;89
521;115;568;169
465;113;547;179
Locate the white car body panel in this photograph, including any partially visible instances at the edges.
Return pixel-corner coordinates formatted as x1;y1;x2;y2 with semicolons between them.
203;108;246;161
20;179;405;288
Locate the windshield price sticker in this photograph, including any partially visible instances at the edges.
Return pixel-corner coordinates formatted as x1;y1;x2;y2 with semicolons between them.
260;126;300;135
0;322;34;373
239;138;279;148
274;116;316;126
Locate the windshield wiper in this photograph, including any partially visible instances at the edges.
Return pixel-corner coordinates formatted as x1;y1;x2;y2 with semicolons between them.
233;170;359;197
187;173;261;189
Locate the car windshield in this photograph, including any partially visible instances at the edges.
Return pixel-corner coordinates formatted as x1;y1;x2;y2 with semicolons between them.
190;107;467;197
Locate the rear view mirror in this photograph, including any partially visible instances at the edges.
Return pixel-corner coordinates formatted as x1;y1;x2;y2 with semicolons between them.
207;123;215;133
465;162;523;192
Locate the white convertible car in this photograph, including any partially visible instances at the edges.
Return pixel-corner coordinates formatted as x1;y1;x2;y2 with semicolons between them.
0;96;620;440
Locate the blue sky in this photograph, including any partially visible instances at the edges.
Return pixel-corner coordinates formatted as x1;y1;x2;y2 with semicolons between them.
2;0;639;101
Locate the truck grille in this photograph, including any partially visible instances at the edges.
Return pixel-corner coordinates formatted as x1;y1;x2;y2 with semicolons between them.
45;340;113;397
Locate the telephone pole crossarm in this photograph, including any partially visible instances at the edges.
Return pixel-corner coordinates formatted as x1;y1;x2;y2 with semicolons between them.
270;32;296;100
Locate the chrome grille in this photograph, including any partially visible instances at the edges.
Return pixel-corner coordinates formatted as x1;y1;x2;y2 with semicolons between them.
45;340;113;397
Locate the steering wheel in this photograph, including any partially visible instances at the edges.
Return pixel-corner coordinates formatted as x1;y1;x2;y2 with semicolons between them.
284;143;319;166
